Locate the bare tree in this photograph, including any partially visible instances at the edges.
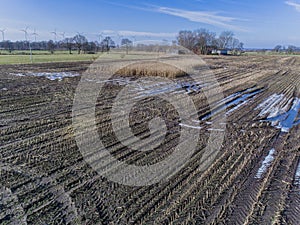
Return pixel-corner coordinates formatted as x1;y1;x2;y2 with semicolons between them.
21;27;33;62
287;45;297;54
100;36;115;53
273;45;282;53
73;34;88;54
47;40;55;54
177;30;197;51
121;38;132;54
193;29;216;54
64;38;74;54
218;31;234;49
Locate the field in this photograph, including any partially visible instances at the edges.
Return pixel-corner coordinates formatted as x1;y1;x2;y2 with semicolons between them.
1;54;300;224
0;50;158;65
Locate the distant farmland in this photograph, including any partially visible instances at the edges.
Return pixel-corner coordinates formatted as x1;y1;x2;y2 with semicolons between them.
1;54;300;224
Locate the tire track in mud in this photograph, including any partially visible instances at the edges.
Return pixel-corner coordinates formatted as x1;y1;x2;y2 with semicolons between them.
224;132;285;225
1;56;300;224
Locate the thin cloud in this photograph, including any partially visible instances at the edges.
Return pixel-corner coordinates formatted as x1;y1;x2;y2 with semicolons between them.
285;1;300;12
154;6;247;31
101;30;177;38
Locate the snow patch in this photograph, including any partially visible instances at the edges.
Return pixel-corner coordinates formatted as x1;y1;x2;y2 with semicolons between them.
133;80;203;98
255;148;276;179
201;88;262;120
11;72;80;81
207;128;225;132
294;160;300;187
256;94;286;118
257;95;300;133
179;123;202;130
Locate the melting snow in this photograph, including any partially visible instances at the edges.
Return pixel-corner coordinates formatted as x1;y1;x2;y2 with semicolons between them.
257;95;300;132
132;81;203;98
256;94;286;118
294;160;300;187
94;78;131;85
201;88;262;120
11;72;80;81
13;73;26;77
179;123;202;130
87;78;204;98
255;148;276;179
207;128;225;132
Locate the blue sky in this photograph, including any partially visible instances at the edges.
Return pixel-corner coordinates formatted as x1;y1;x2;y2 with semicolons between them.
0;0;300;48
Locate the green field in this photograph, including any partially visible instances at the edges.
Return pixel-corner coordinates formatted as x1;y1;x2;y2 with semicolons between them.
0;50;162;65
0;52;98;65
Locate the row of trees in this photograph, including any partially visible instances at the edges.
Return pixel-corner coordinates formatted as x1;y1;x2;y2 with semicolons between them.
273;45;300;54
0;29;245;55
177;29;244;55
0;34;117;54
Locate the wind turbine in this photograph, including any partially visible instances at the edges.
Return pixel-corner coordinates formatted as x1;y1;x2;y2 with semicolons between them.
97;32;103;43
21;26;33;63
51;29;58;42
21;27;29;41
117;33;123;47
76;31;85;37
0;29;5;41
131;35;136;47
96;33;103;47
60;32;66;40
32;28;38;42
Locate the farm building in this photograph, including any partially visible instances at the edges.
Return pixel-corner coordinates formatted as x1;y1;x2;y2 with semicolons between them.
212;49;229;55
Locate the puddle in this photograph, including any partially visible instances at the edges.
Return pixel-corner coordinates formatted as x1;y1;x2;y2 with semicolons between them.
11;72;80;81
257;95;300;132
201;88;263;120
255;148;276;179
294;160;300;187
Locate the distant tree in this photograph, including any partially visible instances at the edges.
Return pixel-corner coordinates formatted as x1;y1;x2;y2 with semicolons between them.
121;38;133;54
193;29;216;54
177;30;197;51
89;42;97;53
82;41;97;53
47;40;55;54
218;31;234;49
287;45;297;54
177;29;242;55
273;45;282;53
121;38;133;46
63;38;74;54
73;34;88;54
3;41;14;53
100;36;115;53
238;42;244;51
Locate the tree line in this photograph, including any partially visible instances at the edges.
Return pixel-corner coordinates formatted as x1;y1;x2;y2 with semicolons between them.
0;34;117;54
273;45;300;54
177;29;244;55
0;29;246;55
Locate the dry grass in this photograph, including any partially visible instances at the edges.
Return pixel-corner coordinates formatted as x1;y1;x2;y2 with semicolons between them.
115;61;187;78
